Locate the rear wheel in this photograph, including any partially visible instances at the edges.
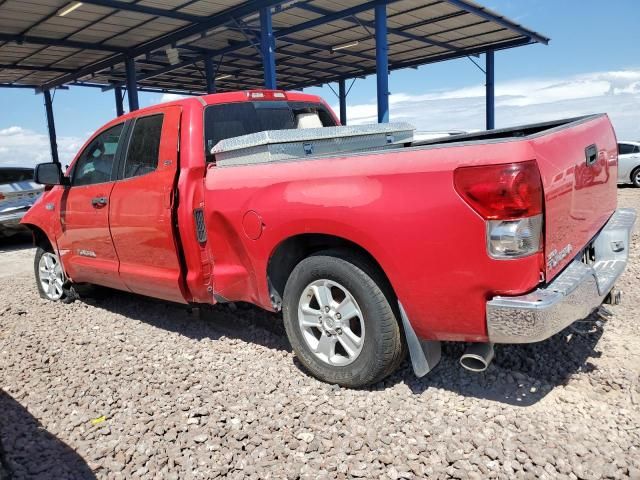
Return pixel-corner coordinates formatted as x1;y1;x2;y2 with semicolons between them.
282;252;404;387
632;167;640;188
34;246;67;302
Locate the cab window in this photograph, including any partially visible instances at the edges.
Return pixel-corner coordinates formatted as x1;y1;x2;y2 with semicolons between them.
72;123;124;186
122;114;164;179
203;101;337;161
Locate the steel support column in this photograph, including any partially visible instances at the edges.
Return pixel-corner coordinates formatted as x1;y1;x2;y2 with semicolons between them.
485;50;495;130
43;89;59;165
260;6;277;89
375;3;389;123
125;57;139;111
338;79;347;125
114;86;125;116
204;54;216;93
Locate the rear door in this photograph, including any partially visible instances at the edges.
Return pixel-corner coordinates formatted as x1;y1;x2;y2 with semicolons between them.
57;122;129;290
108;106;186;303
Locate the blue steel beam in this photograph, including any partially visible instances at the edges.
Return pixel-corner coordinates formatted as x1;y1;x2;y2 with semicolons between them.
225;51;341;81
105;51;280;90
289;36;531;90
74;82;205;96
485;50;494;130
443;0;549;44
279;36;377;62
0;33;125;52
0;63;75;73
125;57;139;111
27;0;203;76
260;6;277;89
276;0;403;37
114;86;125;116
338;78;347;125
80;0;205;23
185;41;365;73
204;54;216;93
298;3;460;52
42;89;59;164
42;0;285;90
43;0;402;91
375;3;389;123
0;83;39;89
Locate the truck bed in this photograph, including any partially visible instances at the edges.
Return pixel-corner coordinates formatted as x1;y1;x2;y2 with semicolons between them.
411;115;597;147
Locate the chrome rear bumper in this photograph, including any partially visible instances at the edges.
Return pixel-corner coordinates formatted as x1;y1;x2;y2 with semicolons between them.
486;208;636;343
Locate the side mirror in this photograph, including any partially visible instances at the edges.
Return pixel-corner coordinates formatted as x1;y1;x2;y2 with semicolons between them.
34;162;67;186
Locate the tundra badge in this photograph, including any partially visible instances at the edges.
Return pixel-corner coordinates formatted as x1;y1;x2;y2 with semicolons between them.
547;244;573;270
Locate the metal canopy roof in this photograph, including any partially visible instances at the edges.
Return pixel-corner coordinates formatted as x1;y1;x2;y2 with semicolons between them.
0;0;549;95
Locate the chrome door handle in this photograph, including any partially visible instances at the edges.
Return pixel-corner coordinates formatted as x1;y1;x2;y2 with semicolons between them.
91;196;107;208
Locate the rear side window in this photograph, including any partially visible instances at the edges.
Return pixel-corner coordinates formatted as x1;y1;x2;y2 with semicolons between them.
123;114;164;179
0;168;33;184
73;123;124;186
618;143;636;155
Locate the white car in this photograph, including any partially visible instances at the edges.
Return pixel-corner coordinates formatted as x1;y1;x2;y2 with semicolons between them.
0;167;43;238
618;141;640;187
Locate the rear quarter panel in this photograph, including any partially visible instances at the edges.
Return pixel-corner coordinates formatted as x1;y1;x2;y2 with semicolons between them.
204;141;543;342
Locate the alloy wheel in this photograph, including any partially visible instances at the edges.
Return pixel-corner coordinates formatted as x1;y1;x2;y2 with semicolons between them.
297;279;365;366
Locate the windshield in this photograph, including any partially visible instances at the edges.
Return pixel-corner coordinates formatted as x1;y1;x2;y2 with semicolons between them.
204;101;337;161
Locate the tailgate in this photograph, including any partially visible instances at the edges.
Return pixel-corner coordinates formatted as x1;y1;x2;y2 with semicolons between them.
531;115;618;280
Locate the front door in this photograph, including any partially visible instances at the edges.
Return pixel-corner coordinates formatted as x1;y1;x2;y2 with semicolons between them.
108;106;186;303
57;122;128;290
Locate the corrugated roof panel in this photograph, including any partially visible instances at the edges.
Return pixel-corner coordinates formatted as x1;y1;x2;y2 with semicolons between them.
0;0;547;91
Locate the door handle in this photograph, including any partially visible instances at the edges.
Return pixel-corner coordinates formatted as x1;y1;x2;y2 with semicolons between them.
91;196;108;208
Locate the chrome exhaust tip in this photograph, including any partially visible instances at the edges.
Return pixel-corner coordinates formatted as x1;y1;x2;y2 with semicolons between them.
460;343;494;372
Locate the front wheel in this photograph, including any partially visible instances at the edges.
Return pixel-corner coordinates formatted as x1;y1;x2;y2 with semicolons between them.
34;246;67;301
282;252;404;387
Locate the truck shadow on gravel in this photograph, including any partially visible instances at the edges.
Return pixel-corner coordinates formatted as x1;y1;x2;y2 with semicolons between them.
82;290;605;407
391;314;605;406
0;233;33;253
0;390;96;480
82;290;292;354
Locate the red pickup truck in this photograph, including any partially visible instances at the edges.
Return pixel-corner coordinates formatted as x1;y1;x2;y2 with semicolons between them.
23;90;636;387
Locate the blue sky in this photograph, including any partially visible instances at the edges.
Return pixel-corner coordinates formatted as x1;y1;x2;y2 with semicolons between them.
1;0;640;165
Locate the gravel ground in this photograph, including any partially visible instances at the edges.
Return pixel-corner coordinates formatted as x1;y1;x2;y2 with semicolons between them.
1;189;639;480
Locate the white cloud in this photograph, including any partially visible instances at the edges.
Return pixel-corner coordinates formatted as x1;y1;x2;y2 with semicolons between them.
337;69;640;141
0;126;24;136
159;93;187;104
0;126;84;168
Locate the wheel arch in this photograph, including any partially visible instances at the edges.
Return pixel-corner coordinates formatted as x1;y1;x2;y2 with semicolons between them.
22;223;54;251
266;233;396;308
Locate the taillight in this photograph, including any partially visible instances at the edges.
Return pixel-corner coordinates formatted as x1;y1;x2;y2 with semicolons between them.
454;160;542;220
454;161;544;259
0;192;5;201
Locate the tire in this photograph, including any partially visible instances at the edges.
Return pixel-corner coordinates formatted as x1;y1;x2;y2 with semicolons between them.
632;167;640;188
282;251;405;387
34;246;69;302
